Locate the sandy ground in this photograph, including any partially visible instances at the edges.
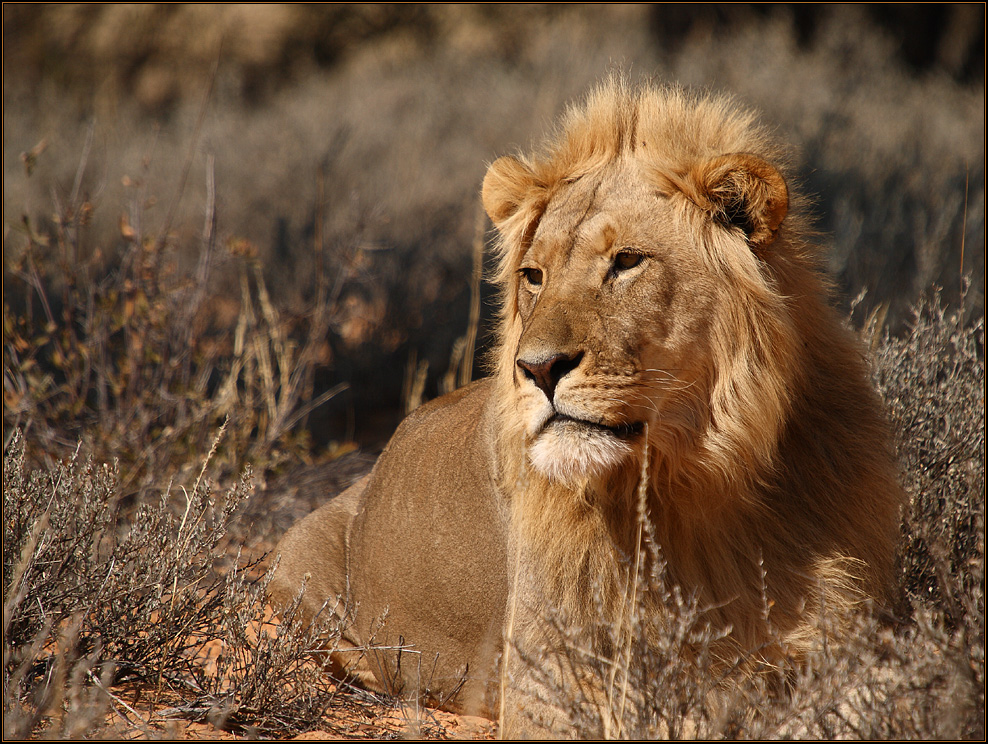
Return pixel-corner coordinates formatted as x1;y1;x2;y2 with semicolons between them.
101;701;497;741
96;661;497;741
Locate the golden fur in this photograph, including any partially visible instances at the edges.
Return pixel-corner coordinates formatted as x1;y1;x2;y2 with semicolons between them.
270;78;903;737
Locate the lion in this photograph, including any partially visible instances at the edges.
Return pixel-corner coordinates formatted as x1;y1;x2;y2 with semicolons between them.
268;78;903;737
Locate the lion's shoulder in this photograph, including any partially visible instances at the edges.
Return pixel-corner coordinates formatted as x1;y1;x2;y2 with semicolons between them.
402;377;493;426
371;377;498;493
390;377;494;453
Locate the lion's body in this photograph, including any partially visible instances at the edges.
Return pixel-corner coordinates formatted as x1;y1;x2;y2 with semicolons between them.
269;79;903;736
272;380;508;712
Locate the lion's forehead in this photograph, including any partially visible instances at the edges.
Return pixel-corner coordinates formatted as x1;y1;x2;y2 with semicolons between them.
533;173;671;261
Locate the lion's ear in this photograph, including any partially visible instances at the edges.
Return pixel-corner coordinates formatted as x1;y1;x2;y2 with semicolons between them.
688;153;789;251
482;156;540;228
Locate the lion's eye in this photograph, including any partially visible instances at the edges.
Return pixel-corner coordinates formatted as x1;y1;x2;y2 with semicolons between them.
520;267;544;287
614;250;644;271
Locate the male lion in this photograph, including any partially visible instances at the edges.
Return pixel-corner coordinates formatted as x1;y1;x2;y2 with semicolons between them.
269;79;903;736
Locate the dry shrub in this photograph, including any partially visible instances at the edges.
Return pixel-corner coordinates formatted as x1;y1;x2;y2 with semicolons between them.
2;138;346;492
876;286;985;738
1;428;380;739
0;135;411;740
876;287;986;620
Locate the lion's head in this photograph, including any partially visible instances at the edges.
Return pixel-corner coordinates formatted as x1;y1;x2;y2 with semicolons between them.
483;82;807;497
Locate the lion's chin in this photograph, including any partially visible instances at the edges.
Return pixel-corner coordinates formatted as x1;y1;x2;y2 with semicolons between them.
528;418;635;487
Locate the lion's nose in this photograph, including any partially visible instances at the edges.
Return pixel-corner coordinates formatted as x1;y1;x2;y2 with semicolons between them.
516;351;583;402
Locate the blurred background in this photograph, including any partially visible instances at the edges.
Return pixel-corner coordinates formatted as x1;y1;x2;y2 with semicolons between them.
3;3;985;452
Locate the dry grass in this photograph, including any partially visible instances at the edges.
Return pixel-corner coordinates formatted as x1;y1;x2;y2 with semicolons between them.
2;428;340;739
2;136;350;493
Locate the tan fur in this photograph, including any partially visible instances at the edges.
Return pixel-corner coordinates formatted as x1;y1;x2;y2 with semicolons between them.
269;78;903;737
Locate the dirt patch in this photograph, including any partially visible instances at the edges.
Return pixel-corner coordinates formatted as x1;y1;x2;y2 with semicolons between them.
97;690;495;741
98;687;496;741
92;610;496;741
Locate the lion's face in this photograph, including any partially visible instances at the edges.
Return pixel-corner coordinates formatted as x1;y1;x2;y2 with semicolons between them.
505;159;722;485
484;136;791;488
